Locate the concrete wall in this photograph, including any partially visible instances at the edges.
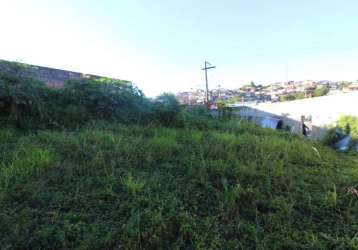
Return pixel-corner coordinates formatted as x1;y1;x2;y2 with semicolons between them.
237;92;358;139
0;60;113;88
31;66;95;87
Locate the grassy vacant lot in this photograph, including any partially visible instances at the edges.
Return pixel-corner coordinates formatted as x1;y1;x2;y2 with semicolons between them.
0;121;357;249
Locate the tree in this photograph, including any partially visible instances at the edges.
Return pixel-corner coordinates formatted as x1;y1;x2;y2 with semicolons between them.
294;92;305;100
153;93;182;126
314;86;329;97
279;94;296;102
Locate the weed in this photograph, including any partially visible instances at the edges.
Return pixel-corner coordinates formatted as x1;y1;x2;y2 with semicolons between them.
0;119;357;249
121;173;146;195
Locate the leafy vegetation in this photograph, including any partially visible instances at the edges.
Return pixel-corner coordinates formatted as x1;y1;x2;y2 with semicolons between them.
337;116;358;140
314;86;329;97
0;62;357;249
279;86;329;102
0;62;48;127
279;92;305;102
323;116;358;149
0;61;187;129
0;121;357;249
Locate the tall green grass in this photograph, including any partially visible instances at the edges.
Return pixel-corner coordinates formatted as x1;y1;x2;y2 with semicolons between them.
0;122;357;249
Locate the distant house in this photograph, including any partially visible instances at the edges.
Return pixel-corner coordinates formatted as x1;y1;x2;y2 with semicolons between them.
346;83;358;92
177;92;191;105
176;89;206;105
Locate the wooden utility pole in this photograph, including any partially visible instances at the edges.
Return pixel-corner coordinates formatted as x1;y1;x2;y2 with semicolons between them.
201;61;216;108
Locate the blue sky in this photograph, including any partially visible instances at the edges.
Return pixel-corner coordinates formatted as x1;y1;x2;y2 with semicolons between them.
1;0;358;96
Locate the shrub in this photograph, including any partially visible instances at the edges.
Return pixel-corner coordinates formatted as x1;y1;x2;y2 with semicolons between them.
279;94;296;102
61;78;152;124
0;65;154;128
0;63;223;129
337;115;358;140
321;116;358;151
314;86;329;97
322;127;346;146
218;107;234;120
0;62;50;128
152;93;182;126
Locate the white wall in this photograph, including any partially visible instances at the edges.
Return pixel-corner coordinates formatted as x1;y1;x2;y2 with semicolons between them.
238;92;358;138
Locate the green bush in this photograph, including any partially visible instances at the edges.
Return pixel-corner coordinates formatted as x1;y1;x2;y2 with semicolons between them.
152;93;182;126
321;116;358;151
218;107;234;120
0;62;50;128
337;115;358;140
314;86;329;97
0;63;221;129
279;94;296;102
294;91;306;99
61;78;152;124
0;66;155;128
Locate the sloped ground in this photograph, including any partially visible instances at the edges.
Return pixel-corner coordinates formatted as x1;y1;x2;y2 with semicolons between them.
0;121;357;249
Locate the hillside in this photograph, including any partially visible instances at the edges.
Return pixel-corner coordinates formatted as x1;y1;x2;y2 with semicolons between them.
0;63;357;249
0;121;357;249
